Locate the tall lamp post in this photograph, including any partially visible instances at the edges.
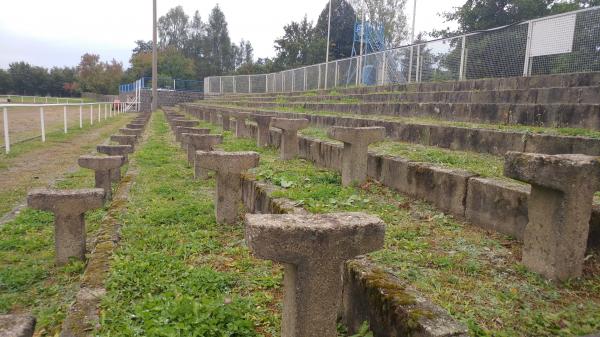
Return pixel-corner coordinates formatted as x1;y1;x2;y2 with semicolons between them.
151;0;158;111
324;0;333;89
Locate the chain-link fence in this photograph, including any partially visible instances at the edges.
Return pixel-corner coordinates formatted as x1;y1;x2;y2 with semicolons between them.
204;6;600;95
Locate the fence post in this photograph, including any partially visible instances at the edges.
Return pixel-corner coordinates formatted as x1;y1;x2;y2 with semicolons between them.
40;107;46;142
304;67;307;91
220;77;223;94
233;76;236;93
318;65;322;90
459;35;467;81
90;105;93;126
416;45;421;83
79;105;83;128
380;52;386;86
173;79;176;91
3;107;9;154
98;104;101;123
292;71;295;92
523;21;534;77
408;45;414;83
56;97;59;104
248;75;252;93
63;106;68;133
104;104;107;120
265;75;268;93
334;61;339;88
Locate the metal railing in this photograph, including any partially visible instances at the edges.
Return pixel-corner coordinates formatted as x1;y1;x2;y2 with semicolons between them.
0;95;84;104
0;101;137;154
204;6;600;95
120;77;204;93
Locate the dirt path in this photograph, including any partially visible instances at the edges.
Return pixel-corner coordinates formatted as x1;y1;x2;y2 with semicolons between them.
0;115;132;218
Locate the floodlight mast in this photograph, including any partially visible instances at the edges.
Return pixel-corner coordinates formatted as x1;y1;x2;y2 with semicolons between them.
152;0;158;111
324;0;333;89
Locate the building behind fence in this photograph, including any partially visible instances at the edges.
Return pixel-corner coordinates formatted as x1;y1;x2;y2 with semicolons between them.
204;6;600;95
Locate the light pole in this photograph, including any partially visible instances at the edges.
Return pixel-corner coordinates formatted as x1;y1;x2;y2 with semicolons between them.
151;0;158;111
324;0;333;90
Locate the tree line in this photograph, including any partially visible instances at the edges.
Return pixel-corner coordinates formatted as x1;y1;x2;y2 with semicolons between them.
0;0;597;96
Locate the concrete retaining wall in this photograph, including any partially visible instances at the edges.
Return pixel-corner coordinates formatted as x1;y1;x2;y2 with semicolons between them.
191;104;600;156
199;108;600;251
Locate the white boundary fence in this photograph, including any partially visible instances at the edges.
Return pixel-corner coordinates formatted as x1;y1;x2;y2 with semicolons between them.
0;100;138;154
0;95;84;104
204;6;600;95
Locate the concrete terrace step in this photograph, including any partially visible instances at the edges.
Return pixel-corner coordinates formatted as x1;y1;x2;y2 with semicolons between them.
206;71;600;99
185;103;600;157
220;100;600;131
209;86;600;105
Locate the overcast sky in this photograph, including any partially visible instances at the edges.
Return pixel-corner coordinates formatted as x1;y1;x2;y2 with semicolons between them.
0;0;463;69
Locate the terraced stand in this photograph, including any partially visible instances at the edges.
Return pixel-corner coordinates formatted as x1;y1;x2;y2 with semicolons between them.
181;134;223;179
232;112;251;138
27;189;105;264
119;128;143;138
110;135;136;147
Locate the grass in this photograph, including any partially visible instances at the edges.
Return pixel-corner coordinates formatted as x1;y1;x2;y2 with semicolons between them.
0;168;110;336
207;102;600;139
189;111;600;336
299;127;506;179
97;112;283;336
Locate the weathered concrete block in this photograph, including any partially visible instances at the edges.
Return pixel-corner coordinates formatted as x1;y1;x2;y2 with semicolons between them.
245;212;385;337
221;111;231;131
0;315;36;337
465;177;530;239
96;145;134;181
78;156;124;202
196;151;260;224
271;118;309;160
328;127;385;186
252;114;275;147
119;128;143;138
175;126;209;143
27;189;104;264
232;112;251;138
505;152;600;280
110;135;136;147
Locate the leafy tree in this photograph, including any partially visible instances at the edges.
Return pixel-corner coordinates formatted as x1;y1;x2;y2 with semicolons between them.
158;6;189;49
205;5;235;75
77;53;123;95
0;69;11;94
274;15;321;67
314;0;357;60
133;40;153;55
159;47;196;79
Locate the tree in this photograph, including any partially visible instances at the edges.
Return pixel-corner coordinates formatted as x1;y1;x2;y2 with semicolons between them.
0;69;11;94
205;5;235;75
132;40;153;55
158;6;189;49
274;15;321;68
77;53;123;95
350;0;409;47
314;0;357;60
159;47;196;79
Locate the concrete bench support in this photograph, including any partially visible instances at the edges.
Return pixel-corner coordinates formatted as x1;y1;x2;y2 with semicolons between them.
181;134;223;179
328;127;385;186
78;156;124;202
27;189;104;264
110;135;136;147
119;128;143;138
221;111;231;131
96;145;134;181
504;152;600;280
271;118;309;160
196;151;259;224
175;126;209;143
232;112;251;138
245;212;385;337
253;114;275;147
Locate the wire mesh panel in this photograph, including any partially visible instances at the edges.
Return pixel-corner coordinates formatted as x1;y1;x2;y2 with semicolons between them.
221;77;234;93
250;75;267;93
209;78;221;94
465;23;528;80
419;37;462;83
305;65;320;90
383;47;410;84
336;58;355;88
291;68;303;92
360;52;384;86
283;71;293;92
235;76;250;93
